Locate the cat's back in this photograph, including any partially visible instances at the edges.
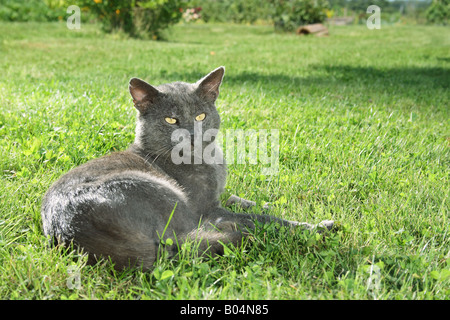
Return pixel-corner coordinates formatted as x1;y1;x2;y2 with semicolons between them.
42;150;180;208
42;151;150;212
41;150;194;268
47;151;155;187
41;150;188;246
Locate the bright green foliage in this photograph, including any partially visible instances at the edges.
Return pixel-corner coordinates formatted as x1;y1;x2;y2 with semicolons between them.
0;0;68;22
78;0;184;38
188;0;273;24
426;0;450;25
269;0;330;31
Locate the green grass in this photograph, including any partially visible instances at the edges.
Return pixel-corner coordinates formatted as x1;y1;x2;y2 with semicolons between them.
0;21;449;300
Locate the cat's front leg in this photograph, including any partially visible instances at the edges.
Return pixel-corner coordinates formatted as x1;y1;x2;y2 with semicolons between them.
195;209;334;257
224;196;334;233
207;207;334;234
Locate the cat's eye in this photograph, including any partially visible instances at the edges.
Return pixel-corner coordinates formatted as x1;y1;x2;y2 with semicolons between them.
195;113;206;121
165;117;177;125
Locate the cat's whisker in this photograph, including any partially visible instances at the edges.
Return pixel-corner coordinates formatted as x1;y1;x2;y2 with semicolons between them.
152;146;173;164
160;146;176;163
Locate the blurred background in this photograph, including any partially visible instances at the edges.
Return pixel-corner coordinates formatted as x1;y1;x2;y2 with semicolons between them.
0;0;447;39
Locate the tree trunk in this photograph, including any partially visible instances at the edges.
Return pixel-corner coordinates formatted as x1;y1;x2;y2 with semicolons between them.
296;23;329;36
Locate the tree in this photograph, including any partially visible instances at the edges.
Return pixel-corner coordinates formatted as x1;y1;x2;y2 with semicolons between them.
426;0;449;24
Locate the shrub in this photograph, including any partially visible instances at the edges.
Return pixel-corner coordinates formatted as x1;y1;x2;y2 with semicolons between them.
426;0;449;25
188;0;272;24
269;0;330;32
0;0;68;22
78;0;184;39
227;0;272;24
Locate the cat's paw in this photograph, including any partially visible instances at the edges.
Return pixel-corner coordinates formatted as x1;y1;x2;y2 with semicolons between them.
316;220;335;233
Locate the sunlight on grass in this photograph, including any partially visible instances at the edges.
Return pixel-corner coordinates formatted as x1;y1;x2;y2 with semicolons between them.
0;21;449;299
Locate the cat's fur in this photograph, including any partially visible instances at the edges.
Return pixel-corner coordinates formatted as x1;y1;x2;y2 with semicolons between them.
41;67;333;270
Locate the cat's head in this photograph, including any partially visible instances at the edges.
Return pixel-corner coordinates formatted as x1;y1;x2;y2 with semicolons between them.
129;67;225;158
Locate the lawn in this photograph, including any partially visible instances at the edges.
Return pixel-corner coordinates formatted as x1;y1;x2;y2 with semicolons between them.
0;21;449;300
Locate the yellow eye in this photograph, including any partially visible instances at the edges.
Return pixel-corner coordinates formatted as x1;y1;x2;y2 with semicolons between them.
195;113;206;121
165;117;177;124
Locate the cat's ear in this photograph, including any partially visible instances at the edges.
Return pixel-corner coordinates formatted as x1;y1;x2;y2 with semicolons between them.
196;66;225;102
129;78;160;114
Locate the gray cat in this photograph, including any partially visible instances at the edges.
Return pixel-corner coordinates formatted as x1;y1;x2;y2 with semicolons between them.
41;67;333;270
